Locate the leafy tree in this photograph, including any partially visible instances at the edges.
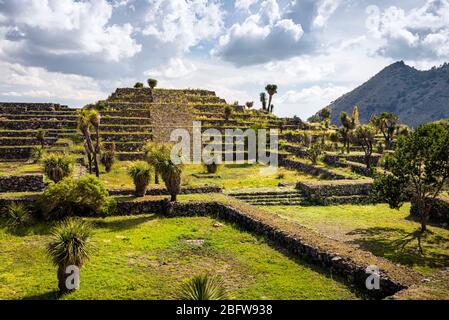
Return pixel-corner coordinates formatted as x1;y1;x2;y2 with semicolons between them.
339;112;355;153
319;107;331;122
36;129;46;149
370;112;400;150
245;101;254;109
128;161;152;197
224;105;232;121
47;218;92;293
42;153;74;183
354;124;376;169
372;123;449;234
179;274;227;300
147;78;158;89
260;92;267;110
265;84;278;113
306;143;322;165
134;82;144;88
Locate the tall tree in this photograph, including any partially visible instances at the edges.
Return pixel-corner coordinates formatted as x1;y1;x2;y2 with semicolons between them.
260;92;267;110
147;78;158;102
370;112;400;150
372;123;449;234
352;105;360;127
265;84;278;113
340;112;355;153
354;124;376;169
78;109;100;178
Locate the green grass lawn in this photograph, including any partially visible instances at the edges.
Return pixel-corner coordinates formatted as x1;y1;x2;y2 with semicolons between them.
0;162;42;176
262;204;449;275
0;214;358;300
100;161;316;190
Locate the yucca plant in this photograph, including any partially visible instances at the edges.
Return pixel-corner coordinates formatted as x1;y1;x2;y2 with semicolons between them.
144;142;171;184
4;202;32;228
101;142;116;173
47;218;92;293
42;153;74;183
179;274;227;300
128;162;152;197
157;159;183;202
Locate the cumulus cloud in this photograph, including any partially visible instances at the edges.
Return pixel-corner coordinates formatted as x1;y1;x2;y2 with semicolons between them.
235;0;259;11
372;0;449;59
213;0;343;66
144;58;197;79
213;0;305;65
0;0;141;63
142;0;224;52
0;61;106;103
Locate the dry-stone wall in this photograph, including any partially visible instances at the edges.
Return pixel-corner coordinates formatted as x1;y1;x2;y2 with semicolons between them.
411;197;449;224
0;175;46;192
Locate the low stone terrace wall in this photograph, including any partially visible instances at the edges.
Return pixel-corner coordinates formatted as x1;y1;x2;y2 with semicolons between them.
0;147;33;159
0;175;46;192
296;180;373;198
411;197;449;224
108;185;222;196
0;137;57;146
0;120;76;130
324;153;382;167
279;157;354;180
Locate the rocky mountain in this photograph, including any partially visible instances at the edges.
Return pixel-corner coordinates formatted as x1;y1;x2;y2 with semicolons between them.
326;61;449;128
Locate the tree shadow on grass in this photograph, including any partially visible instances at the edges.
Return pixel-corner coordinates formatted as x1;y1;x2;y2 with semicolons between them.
347;227;449;271
22;290;61;300
93;215;158;232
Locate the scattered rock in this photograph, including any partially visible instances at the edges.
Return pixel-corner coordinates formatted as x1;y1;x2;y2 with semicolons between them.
213;223;224;228
184;239;205;245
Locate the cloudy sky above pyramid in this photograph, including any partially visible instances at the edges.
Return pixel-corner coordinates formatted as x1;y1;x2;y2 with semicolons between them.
0;0;448;118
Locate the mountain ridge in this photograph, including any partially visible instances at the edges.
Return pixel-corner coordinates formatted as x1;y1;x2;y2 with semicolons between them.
326;61;449;128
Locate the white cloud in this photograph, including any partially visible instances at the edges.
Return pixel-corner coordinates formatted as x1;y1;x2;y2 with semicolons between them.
142;0;224;52
0;0;141;62
235;0;259;11
145;58;197;79
0;61;105;103
213;0;304;65
373;0;449;59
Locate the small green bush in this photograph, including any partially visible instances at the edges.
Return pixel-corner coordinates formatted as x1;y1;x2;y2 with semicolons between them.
39;175;116;220
101;143;116;173
128;162;152;197
42;153;74;183
31;146;45;163
4;203;32;227
178;274;227;300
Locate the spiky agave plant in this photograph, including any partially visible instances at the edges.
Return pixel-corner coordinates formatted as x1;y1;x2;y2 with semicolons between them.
179;274;227;300
4;202;32;228
128;161;152;197
42;153;74;183
47;218;92;293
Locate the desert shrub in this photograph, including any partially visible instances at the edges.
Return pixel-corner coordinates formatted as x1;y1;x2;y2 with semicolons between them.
39;176;115;220
204;162;220;174
47;218;93;292
128;162;152;197
42;153;74;183
306;143;322;165
101;143;116;173
31;146;45;163
3;203;32;228
224;105;232;121
178;274;227;300
134;82;144;88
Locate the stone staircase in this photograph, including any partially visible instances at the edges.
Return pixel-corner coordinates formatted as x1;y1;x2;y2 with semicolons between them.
227;187;304;206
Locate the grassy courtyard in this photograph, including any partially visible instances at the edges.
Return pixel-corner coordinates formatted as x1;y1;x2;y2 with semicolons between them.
262;204;449;275
0;214;358;300
100;161;316;190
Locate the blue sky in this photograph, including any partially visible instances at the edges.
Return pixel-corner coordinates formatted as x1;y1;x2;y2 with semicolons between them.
0;0;448;119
